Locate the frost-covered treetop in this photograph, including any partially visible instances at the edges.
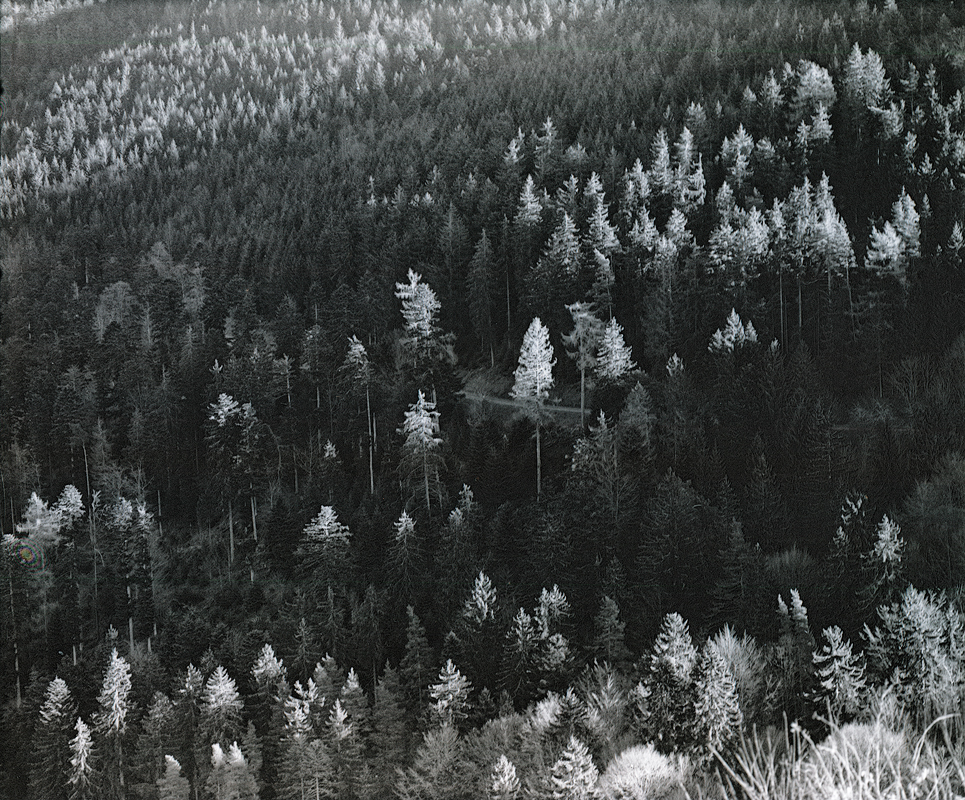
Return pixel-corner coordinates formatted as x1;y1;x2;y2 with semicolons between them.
709;309;758;353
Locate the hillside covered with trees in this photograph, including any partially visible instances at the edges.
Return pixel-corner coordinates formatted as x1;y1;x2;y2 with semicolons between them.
2;0;965;797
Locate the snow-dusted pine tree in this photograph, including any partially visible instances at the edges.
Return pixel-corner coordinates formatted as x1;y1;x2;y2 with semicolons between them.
489;754;521;800
512;318;555;499
399;391;446;513
811;625;866;721
595;318;636;385
549;736;600;800
33;677;77;800
429;660;472;728
69;717;97;800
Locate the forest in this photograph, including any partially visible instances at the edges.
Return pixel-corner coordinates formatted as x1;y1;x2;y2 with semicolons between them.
1;0;964;797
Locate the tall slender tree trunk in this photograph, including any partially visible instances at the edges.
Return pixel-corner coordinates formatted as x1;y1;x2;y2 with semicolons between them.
250;494;258;542
7;564;20;708
579;367;586;430
366;386;374;495
228;498;235;564
536;421;542;501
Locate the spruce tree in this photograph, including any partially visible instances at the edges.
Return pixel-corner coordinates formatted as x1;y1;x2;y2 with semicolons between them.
156;756;190;800
32;677;77;800
489;755;521;800
511;318;555;499
549;736;600;800
400;606;433;721
429;660;472;729
694;647;743;762
68;718;97;800
593;596;632;668
399;391;446;513
811;626;866;721
595;318;636;385
96;648;132;799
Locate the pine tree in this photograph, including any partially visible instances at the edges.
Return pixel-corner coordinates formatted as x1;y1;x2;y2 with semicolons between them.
371;665;410;790
811;626;866;721
595;318;636;385
395;270;454;391
593;596;632;667
468;230;497;361
200;666;244;754
156;756;190;800
96;648;132;799
645;613;697;751
549;736;600;800
389;511;422;601
489;755;521;800
206;742;259;800
562;301;604;428
395;724;461;800
297;506;351;591
511;318;555;499
68;717;97;800
502;607;540;704
693;647;743;762
399;391;446;513
400;606;432;719
326;699;361;799
340;335;375;495
32;676;77;800
429;660;472;729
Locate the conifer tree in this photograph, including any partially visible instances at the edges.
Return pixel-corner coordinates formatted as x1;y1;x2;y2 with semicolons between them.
562;301;604;428
32;676;77;800
371;665;410;790
810;626;866;721
645;613;698;751
340;335;375;495
399;391;446;513
395;270;454;393
326;699;361;799
693;647;743;762
395;723;461;800
96;648;132;799
400;606;433;719
549;736;600;800
389;512;422;602
297;506;351;592
593;596;632;668
156;756;190;800
68;718;97;800
595;318;636;385
429;660;472;729
468;229;497;362
512;318;555;499
489;754;521;800
502;607;540;704
199;665;244;763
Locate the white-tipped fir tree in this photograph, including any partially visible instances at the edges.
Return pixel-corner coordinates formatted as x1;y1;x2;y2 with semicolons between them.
395;270;454;397
511;318;555;499
429;660;472;729
595;318;636;385
199;665;245;773
693;647;743;762
69;717;98;800
340;335;375;495
489;754;521;800
156;755;190;800
810;625;867;721
399;391;446;514
646;613;698;751
297;505;351;591
33;676;77;800
96;648;132;799
549;736;600;800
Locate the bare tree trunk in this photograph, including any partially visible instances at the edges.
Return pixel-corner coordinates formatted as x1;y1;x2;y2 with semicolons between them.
536;421;542;501
366;385;374;495
228;498;235;564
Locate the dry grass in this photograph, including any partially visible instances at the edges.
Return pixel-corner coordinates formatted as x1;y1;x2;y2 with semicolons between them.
708;710;965;800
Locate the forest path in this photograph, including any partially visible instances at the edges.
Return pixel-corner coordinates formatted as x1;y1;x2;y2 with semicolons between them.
458;391;588;426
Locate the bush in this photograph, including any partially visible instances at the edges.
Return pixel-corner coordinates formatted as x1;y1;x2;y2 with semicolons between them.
597;744;690;800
